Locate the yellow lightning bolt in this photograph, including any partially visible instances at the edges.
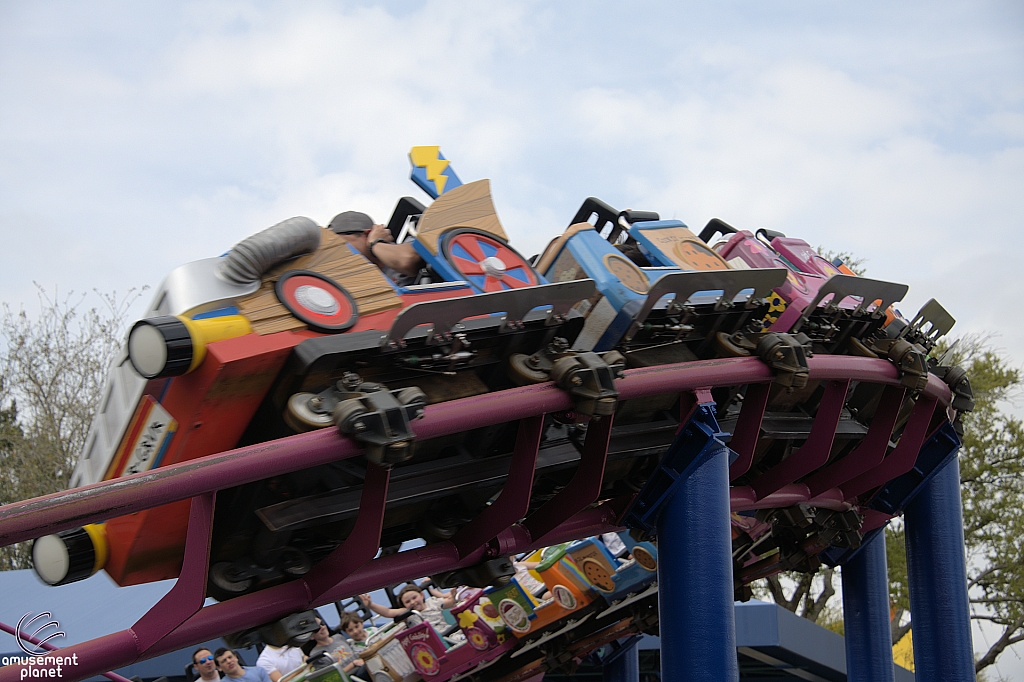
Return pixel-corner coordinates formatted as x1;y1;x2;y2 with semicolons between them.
410;146;450;195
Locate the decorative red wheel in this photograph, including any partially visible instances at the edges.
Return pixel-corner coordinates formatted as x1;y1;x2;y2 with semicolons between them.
441;229;540;293
409;642;441;676
275;270;358;333
466;626;489;651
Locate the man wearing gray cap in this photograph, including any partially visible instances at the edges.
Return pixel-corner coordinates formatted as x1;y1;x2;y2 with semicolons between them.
328;211;423;286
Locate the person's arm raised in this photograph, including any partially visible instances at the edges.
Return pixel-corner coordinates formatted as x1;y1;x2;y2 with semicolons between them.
367;224;423;278
359;593;406;619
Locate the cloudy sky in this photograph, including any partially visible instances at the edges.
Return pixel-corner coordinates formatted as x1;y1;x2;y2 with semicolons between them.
2;0;1023;673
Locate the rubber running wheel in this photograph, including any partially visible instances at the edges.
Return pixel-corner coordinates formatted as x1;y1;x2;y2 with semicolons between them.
210;562;254;594
284;392;333;432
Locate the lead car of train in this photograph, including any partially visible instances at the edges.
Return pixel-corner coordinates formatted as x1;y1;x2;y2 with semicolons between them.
31;147;971;626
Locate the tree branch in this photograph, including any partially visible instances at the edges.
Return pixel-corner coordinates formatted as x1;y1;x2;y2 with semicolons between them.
802;568;835;623
976;615;1024;673
766;575;797;612
967;564;1006;589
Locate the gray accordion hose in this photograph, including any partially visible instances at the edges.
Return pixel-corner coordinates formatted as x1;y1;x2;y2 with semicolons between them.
216;217;322;286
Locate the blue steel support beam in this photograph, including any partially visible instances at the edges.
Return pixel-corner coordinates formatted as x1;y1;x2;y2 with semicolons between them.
656;406;739;682
603;642;639;682
842;530;895;682
905;457;974;680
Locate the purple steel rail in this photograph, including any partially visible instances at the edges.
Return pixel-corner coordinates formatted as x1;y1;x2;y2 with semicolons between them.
750;379;850;499
131;492;215;652
727;382;770;479
803;385;906;497
450;415;544;558
841;396;939;500
522;413;615;543
302;463;392;602
0;356;953;682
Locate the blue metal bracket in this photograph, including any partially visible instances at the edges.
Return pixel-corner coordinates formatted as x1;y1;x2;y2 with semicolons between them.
820;526;885;568
621;402;734;534
869;421;961;516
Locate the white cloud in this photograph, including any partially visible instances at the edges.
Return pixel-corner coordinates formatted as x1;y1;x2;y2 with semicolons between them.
2;3;1021;325
2;0;1024;671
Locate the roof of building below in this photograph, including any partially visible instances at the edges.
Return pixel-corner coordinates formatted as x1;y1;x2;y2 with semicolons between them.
732;600;914;681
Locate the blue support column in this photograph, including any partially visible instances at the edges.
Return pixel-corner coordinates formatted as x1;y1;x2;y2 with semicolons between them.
656;435;738;681
842;530;895;682
603;642;639;682
904;457;974;680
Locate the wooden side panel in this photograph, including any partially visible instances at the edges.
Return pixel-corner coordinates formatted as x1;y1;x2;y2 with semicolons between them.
415;179;508;255
635;226;731;271
535;222;597;275
237;228;402;335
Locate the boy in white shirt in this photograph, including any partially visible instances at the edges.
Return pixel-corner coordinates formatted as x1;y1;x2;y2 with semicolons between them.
340;612;378;653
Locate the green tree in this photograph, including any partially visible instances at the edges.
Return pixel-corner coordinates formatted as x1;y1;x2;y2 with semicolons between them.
816;246;867;276
757;336;1024;673
0;286;140;569
760;568;842;631
885;523;911;645
945;339;1024;673
759;247;1024;672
